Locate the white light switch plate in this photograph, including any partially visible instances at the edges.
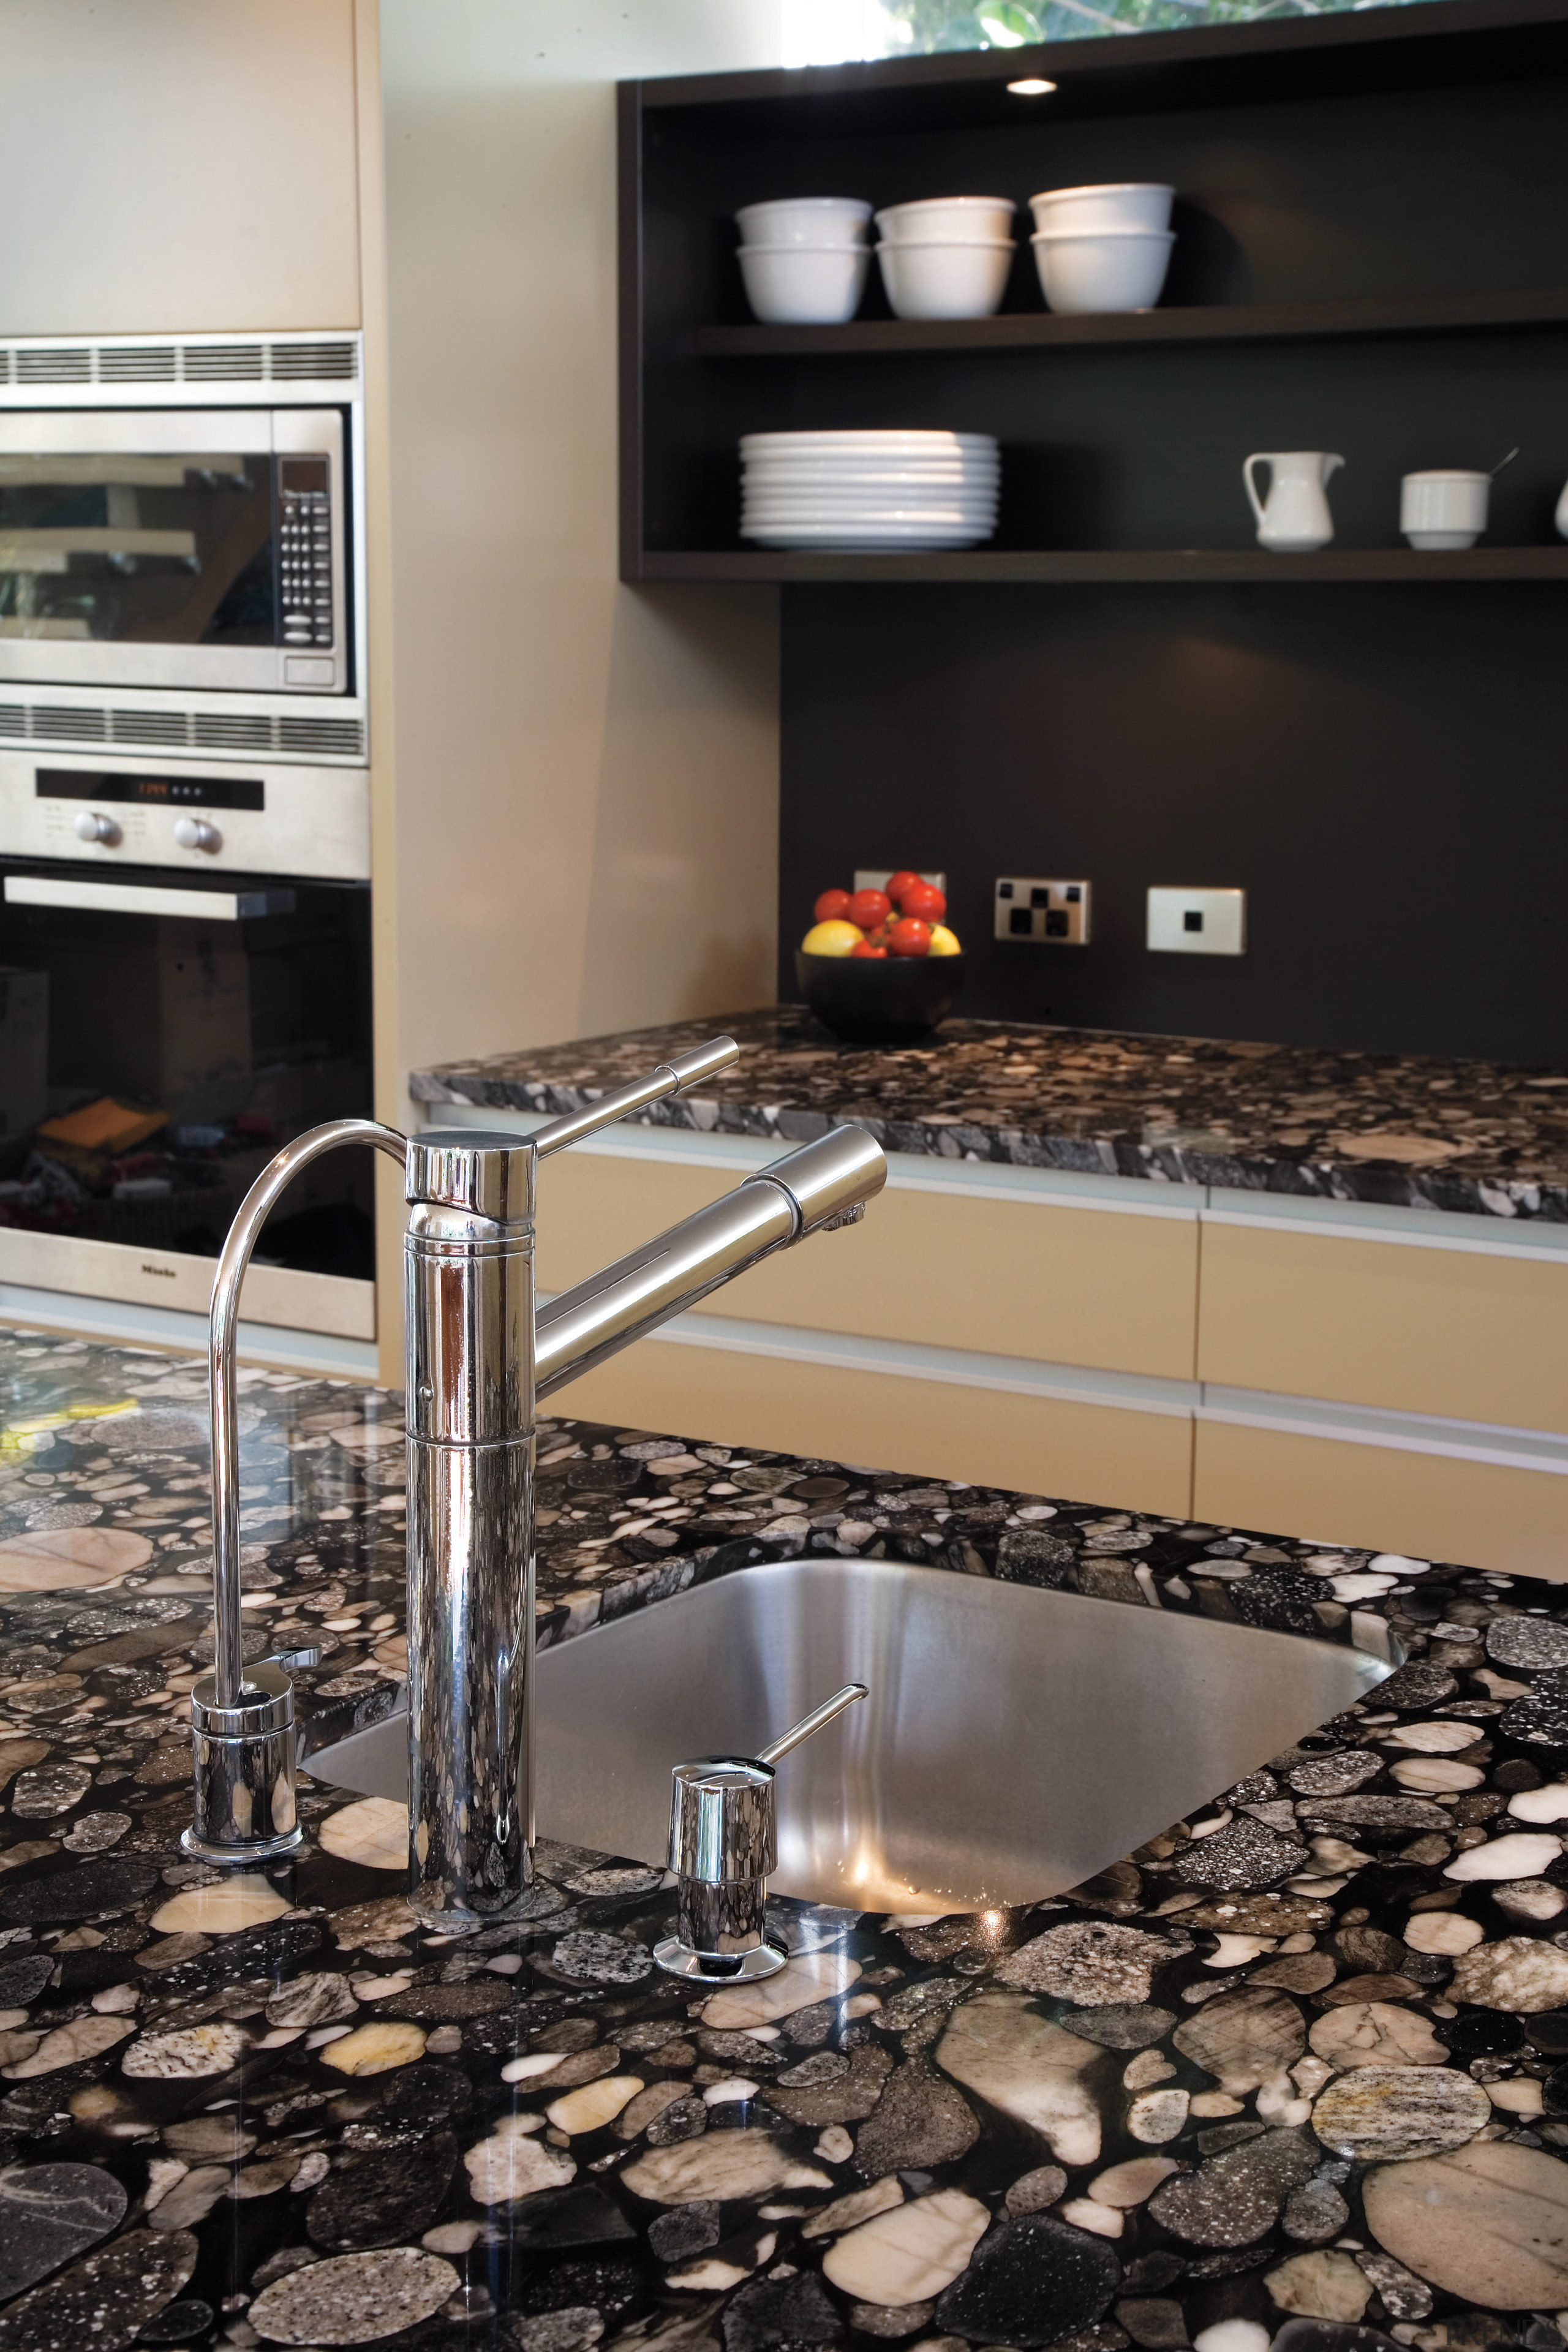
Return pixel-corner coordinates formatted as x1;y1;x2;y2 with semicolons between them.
1147;886;1246;955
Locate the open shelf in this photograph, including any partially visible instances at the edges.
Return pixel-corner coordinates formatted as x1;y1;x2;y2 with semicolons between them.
637;546;1568;585
622;0;1568;585
696;287;1568;362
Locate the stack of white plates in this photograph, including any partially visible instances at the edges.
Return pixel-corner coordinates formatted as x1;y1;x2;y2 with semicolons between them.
740;430;1000;549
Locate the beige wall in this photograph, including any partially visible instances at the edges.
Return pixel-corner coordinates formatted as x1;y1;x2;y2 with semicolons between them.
0;0;363;334
375;0;783;1129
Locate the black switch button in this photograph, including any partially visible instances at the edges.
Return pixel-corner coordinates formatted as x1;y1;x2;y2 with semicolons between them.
1009;907;1033;937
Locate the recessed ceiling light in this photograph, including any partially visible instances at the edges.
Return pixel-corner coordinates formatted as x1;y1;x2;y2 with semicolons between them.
1007;77;1057;94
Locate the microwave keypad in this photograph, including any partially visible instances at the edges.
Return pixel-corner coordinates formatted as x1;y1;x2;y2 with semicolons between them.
280;486;333;649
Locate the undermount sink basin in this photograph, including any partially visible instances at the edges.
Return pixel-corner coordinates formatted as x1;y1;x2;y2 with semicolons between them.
304;1555;1392;1911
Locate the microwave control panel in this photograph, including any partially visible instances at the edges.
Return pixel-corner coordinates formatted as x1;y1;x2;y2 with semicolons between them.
278;456;334;655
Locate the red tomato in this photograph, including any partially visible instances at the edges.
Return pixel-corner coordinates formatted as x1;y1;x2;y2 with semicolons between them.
850;939;888;958
814;888;852;924
888;916;932;958
899;881;946;924
884;869;922;908
847;888;891;932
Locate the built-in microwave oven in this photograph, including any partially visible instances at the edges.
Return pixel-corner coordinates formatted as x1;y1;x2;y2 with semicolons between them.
0;406;350;698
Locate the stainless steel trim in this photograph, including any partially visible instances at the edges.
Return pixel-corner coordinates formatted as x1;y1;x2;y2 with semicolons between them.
0;1223;374;1340
0;748;371;880
0;332;361;405
0;689;369;768
4;874;296;920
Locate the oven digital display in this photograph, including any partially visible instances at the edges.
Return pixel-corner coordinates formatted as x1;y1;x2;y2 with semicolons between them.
36;767;265;811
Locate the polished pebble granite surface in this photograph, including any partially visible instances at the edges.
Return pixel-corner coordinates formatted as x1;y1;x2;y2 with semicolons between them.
412;1011;1568;1223
7;1330;1568;2352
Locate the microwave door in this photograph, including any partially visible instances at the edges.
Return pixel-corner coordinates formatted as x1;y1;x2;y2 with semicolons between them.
0;407;346;696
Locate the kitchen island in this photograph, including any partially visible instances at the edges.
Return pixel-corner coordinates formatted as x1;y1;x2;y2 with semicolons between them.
411;1014;1568;1578
1;1327;1567;2352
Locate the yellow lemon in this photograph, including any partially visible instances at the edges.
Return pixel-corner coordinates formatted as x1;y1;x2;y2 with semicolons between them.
801;919;864;957
927;924;962;957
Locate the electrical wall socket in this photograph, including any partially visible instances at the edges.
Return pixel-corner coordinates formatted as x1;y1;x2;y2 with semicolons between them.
994;876;1091;945
1147;886;1246;956
854;869;946;895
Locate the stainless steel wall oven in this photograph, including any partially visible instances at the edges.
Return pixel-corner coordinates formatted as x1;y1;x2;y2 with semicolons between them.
0;337;373;1366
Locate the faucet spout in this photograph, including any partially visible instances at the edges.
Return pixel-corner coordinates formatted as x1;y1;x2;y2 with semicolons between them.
535;1126;886;1400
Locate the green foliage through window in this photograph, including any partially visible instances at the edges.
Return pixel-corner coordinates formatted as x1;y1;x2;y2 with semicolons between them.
882;0;1423;49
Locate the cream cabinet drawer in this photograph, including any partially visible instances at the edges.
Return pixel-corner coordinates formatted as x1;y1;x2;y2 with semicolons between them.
1197;1219;1568;1434
1194;1417;1567;1581
535;1149;1199;1382
557;1334;1194;1520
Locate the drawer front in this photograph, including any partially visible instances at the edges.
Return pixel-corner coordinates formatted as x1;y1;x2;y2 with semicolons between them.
1194;1417;1568;1580
1198;1221;1568;1434
554;1333;1194;1518
537;1150;1199;1381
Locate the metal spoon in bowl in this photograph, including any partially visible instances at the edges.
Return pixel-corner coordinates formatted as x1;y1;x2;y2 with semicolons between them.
1489;446;1520;477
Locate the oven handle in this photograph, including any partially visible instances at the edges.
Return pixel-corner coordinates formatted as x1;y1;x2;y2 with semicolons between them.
3;875;296;921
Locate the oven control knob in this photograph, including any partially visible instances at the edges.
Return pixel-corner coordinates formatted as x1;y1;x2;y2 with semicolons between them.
174;817;221;853
73;811;121;845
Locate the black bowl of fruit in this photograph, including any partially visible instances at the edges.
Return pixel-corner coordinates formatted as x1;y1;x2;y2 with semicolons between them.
794;871;964;1046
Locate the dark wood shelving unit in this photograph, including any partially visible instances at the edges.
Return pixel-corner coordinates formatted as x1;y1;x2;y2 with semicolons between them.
641;545;1568;584
620;0;1568;586
695;287;1568;363
622;2;1568;1061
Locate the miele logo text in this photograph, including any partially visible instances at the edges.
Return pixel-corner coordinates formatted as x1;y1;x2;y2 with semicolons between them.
140;1264;177;1280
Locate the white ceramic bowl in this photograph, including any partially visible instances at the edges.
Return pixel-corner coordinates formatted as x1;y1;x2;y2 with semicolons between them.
875;197;1016;244
876;238;1015;322
737;242;870;325
735;197;872;248
1031;227;1174;314
1400;468;1490;551
1029;182;1174;235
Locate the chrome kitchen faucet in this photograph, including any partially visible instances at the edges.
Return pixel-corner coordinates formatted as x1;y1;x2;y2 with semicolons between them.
184;1038;888;1925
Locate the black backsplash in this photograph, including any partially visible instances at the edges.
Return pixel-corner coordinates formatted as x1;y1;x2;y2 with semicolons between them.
777;579;1568;1066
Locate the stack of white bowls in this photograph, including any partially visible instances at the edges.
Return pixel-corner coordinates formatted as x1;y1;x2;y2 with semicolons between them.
1030;183;1175;314
739;430;1000;550
736;198;872;325
874;197;1016;322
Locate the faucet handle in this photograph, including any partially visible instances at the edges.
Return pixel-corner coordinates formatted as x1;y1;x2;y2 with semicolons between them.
405;1129;535;1223
654;1683;867;1984
531;1036;740;1159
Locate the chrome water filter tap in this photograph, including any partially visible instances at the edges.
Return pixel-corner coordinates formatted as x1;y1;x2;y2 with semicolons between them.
185;1038;888;1926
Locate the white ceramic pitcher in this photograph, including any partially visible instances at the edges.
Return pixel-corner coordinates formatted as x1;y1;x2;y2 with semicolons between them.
1243;450;1344;552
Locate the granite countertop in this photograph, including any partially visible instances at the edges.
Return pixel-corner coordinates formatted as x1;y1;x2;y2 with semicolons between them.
412;1011;1568;1223
6;1329;1568;2352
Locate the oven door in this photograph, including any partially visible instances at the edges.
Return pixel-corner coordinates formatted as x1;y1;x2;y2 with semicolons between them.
0;858;374;1341
0;409;348;696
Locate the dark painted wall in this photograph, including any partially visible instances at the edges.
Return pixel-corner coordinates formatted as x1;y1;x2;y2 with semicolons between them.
777;581;1568;1065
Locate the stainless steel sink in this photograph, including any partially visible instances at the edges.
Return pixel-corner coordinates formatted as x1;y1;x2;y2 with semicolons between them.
303;1555;1392;1911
